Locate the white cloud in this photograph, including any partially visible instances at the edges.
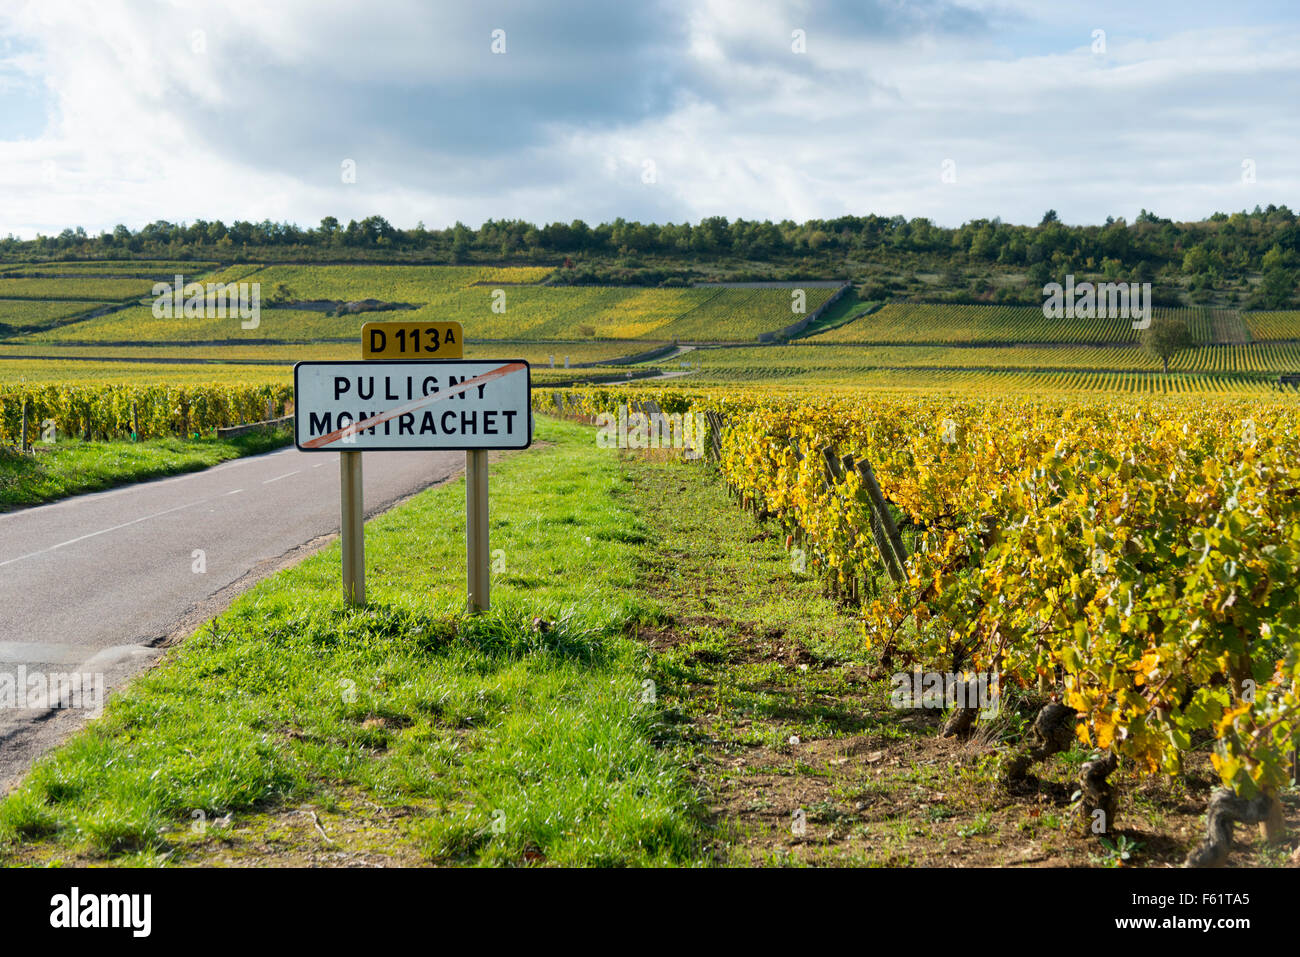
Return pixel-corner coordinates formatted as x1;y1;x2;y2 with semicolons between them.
0;0;1297;236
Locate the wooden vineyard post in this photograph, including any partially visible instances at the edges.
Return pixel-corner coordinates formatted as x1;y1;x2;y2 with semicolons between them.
131;401;139;440
853;457;908;582
340;449;365;606
818;446;844;598
643;400;662;449
20;399;28;452
787;440;805;551
705;411;724;462
466;448;490;614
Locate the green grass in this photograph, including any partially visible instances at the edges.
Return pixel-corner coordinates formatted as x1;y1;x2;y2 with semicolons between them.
792;290;874;339
0;417;705;866
0;428;293;511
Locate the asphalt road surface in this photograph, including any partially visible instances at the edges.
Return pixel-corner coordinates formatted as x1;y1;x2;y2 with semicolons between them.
0;445;464;791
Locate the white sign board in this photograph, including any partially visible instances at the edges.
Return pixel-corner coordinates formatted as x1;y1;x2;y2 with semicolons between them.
294;360;532;451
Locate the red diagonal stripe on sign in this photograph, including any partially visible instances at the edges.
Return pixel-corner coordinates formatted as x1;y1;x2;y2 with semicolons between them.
302;362;526;449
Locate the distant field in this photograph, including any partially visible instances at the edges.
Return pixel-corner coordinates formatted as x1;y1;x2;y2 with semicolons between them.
650;287;835;341
20;305;375;343
0;260;219;277
0;264;835;344
402;286;714;339
810;303;1247;345
374;286;830;341
0;358;292;387
17;296;714;346
223;264;553;303
8;266;1285;398
685;342;1300;376
0;300;116;332
471;341;661;365
1243;311;1300;341
193;263;265;285
10;277;825;344
672;362;1278;395
0;276;158;301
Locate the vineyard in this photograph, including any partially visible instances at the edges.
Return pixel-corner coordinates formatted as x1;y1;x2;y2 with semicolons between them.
0;276;161;301
669;363;1279;395
546;384;1300;865
405;285;719;340
0;379;293;443
810;303;1252;346
21;305;377;344
0;358;298;385
0;300;116;332
1244;312;1300;342
0;260;219;277
670;343;1300;385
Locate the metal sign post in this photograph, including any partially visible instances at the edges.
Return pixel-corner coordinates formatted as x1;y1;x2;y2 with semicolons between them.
465;449;489;613
340;450;365;605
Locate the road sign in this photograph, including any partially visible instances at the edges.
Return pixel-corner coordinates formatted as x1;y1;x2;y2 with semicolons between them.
361;321;463;358
294;360;531;452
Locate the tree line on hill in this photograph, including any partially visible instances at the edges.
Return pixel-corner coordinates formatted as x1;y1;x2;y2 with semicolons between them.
3;206;1297;308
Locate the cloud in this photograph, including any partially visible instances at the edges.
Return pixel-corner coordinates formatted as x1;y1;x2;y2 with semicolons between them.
0;0;1297;236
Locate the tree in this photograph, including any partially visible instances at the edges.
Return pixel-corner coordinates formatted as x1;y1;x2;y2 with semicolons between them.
1182;244;1214;275
1141;317;1195;373
1039;209;1059;226
450;222;472;262
1261;243;1287;271
1257;266;1296;308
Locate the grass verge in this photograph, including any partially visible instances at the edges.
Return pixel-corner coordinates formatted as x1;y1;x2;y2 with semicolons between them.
0;428;293;511
0;416;704;866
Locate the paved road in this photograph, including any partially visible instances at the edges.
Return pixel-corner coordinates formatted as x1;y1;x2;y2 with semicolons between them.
0;446;464;791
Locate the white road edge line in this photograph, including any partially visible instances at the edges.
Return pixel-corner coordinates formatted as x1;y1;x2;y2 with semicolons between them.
0;499;204;568
262;470;300;484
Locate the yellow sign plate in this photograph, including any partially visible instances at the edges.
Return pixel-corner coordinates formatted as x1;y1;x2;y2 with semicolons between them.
362;321;463;359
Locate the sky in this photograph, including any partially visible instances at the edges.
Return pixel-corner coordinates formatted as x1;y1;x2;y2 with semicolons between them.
0;0;1298;237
